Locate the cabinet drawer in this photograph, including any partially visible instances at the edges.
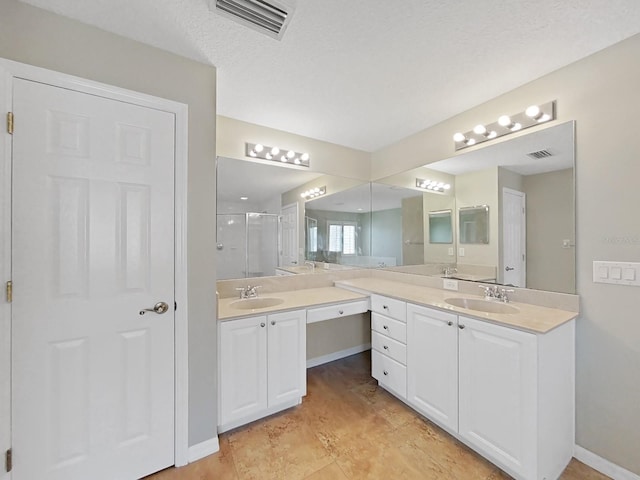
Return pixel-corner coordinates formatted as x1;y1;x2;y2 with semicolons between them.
372;350;407;399
307;299;369;324
372;331;406;365
372;312;407;344
371;294;406;322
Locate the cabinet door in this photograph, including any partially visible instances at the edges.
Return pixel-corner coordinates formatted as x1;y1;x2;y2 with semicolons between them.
267;309;306;406
219;316;268;425
407;304;458;432
458;316;537;478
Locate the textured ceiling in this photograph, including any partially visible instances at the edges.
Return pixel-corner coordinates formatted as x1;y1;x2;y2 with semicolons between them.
20;0;640;151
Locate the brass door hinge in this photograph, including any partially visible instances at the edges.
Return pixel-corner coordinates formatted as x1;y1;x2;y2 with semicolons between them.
6;281;12;303
5;448;11;473
7;112;13;135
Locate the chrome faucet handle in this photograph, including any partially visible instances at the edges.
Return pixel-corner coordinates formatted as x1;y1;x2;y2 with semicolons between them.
479;285;494;299
499;288;516;302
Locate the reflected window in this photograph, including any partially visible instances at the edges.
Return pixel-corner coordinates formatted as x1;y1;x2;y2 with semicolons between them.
309;226;318;252
328;222;356;255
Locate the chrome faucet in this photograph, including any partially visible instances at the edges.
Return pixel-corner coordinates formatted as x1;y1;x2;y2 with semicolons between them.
479;285;515;302
443;266;457;278
304;261;316;271
236;285;261;299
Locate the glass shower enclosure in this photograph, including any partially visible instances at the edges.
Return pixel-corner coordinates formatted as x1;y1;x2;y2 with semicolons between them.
216;212;280;280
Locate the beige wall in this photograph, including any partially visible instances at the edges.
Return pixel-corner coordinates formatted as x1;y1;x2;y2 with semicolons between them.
372;34;640;474
0;0;218;446
455;168;499;268
307;314;371;360
523;168;575;294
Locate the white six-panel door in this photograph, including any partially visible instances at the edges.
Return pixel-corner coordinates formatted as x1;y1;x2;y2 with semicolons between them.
11;78;176;480
279;203;298;267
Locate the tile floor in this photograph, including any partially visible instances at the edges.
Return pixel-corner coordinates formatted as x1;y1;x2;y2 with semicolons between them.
146;351;609;480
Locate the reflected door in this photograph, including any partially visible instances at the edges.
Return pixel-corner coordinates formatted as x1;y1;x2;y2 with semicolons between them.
279;203;298;266
12;79;175;479
502;188;526;287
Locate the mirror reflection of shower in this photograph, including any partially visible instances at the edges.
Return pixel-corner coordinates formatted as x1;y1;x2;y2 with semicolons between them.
216;212;280;280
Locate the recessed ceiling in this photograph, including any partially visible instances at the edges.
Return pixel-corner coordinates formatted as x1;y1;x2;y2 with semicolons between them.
20;0;640;151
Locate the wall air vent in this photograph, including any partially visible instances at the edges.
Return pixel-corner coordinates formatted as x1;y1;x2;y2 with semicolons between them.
214;0;293;40
526;149;553;159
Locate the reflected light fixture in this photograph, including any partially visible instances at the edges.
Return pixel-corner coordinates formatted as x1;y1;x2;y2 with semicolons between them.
300;186;326;200
245;143;310;167
416;178;451;193
453;100;555;151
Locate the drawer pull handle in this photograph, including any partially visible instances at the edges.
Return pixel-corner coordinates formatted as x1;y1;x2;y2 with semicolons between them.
383;370;389;376
383;345;389;350
260;322;265;327
383;325;388;330
338;310;344;315
271;321;276;326
459;324;466;330
447;321;453;326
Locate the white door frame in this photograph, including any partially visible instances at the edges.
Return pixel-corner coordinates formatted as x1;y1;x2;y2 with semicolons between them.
0;58;190;474
501;187;526;287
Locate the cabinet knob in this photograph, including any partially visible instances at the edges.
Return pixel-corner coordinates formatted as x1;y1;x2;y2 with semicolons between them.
383;305;389;310
260;322;265;327
383;325;388;330
458;324;466;330
271;320;276;326
447;321;453;326
383;370;389;376
338;310;344;315
383;345;389;350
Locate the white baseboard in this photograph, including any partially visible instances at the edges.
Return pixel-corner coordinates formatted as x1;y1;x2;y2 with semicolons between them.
188;436;220;463
574;445;640;480
306;343;371;368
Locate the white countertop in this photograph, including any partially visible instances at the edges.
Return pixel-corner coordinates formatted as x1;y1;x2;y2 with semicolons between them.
335;278;577;334
218;286;368;321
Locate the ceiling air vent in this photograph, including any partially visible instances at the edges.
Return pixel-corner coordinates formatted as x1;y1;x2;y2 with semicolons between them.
526;149;553;159
214;0;292;40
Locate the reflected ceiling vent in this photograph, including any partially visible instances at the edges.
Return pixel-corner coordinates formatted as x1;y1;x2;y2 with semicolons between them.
526;149;553;159
214;0;293;40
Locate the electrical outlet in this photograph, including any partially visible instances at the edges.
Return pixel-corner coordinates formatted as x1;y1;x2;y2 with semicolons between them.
443;279;459;291
458;247;465;257
448;247;454;256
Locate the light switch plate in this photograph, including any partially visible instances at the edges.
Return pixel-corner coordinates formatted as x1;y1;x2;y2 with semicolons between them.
593;261;640;286
443;279;458;291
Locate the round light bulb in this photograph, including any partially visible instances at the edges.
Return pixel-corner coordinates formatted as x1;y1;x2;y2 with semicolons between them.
538;113;551;122
271;146;280;155
249;150;257;157
525;105;540;118
287;150;295;159
453;132;466;142
301;153;309;161
511;123;522;132
280;156;287;162
444;184;451;190
254;144;264;153
300;193;305;198
265;153;272;160
487;131;497;139
473;124;487;135
498;115;512;127
467;138;476;146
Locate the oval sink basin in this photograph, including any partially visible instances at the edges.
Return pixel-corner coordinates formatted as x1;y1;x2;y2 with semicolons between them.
230;297;284;310
445;297;520;315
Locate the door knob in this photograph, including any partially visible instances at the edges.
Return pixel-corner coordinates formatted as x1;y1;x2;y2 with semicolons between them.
505;266;515;271
139;302;170;315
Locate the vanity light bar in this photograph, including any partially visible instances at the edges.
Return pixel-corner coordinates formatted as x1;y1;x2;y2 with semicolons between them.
300;186;326;200
246;142;310;167
453;101;556;151
416;178;451;193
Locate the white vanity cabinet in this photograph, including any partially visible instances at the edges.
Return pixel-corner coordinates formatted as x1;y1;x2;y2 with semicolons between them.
406;304;575;480
406;304;459;432
370;294;408;399
219;309;306;432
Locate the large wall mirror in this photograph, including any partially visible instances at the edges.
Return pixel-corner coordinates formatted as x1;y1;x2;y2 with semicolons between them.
373;120;576;294
217;121;575;294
